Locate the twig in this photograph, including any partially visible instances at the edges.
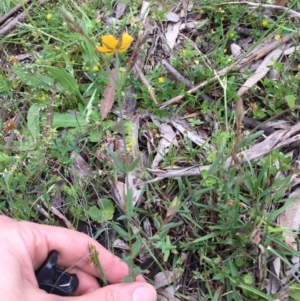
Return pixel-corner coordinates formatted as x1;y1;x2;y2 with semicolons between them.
45;80;56;136
0;0;31;25
42;199;75;230
226;1;300;18
134;64;158;105
0;0;49;36
161;59;193;89
161;59;216;103
159;33;295;108
162;60;275;135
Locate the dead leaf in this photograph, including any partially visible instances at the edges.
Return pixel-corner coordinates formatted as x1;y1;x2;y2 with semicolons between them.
171;119;212;150
225;122;300;167
143;218;152;237
70;151;92;185
284;45;300;55
113;238;130;250
249;228;262;245
115;2;127;19
275;0;288;6
237;48;284;97
111;180;126;209
126;172;145;206
148;164;210;180
154;271;176;289
157;288;180;301
278;189;300;250
149;122;300;180
41;199;75;229
230;43;243;59
166;12;180;22
140;1;150;24
152;123;177;168
100;68;117;122
270;257;281;293
165;21;181;49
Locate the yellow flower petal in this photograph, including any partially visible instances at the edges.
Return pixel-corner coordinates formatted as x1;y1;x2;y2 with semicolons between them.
95;46;115;54
100;35;118;49
96;33;133;54
117;33;133;52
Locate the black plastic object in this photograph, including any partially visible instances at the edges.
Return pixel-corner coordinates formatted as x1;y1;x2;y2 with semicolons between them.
36;250;79;296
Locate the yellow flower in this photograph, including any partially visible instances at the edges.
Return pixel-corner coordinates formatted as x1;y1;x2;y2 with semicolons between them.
46;13;52;20
194;60;199;65
96;33;133;55
262;19;268;27
275;34;281;41
158;77;164;83
93;65;99;72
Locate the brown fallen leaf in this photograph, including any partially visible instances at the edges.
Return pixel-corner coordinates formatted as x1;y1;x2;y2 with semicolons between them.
100;68;117;122
275;0;288;6
237;48;284;97
154;271;176;289
70;151;92;185
278;189;300;250
157;288;180;301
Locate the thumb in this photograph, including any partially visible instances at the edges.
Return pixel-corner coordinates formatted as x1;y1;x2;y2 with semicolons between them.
71;282;157;301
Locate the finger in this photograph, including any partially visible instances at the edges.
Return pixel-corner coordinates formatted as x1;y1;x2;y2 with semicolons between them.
66;267;100;295
18;220;145;283
50;282;157;301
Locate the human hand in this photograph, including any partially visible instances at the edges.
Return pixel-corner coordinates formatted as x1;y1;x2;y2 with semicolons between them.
0;216;156;301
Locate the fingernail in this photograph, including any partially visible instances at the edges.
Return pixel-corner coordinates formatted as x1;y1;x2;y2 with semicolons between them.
132;284;156;301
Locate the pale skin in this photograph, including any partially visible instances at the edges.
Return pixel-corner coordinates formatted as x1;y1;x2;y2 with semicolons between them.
0;215;156;301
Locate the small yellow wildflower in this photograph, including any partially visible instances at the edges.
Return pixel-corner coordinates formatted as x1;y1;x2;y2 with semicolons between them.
275;34;281;41
96;33;133;55
223;49;227;53
129;16;135;24
119;67;126;72
46;13;52;20
262;19;268;27
194;60;199;65
95;18;101;24
93;65;99;72
158;77;164;83
196;36;200;42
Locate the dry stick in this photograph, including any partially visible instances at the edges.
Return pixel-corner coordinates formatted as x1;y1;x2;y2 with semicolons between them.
45;80;56;136
160;33;296;108
231;97;245;167
162;59;223;103
41;199;75;229
226;1;300;18
161;59;193;89
0;0;49;36
0;0;31;25
134;63;158;105
162;59;276;135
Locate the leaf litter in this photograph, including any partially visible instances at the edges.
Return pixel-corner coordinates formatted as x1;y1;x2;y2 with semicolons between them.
2;0;300;300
